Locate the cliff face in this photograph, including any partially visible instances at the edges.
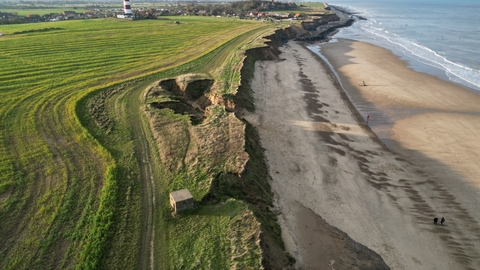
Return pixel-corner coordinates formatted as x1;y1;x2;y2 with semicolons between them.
258;27;297;48
233;28;291;112
301;13;340;31
295;10;355;42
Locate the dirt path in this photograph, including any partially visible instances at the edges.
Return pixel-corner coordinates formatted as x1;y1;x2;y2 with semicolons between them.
136;115;156;270
121;82;157;270
244;41;480;269
108;82;156;269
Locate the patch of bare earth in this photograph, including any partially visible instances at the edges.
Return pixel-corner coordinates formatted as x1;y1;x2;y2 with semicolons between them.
145;75;248;177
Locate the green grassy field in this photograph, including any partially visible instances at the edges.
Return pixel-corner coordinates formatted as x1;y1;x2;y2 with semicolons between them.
0;16;281;269
300;2;327;8
272;2;329;14
2;8;90;16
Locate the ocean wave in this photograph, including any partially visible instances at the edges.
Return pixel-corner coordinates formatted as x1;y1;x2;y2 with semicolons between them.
334;5;480;91
371;28;480;91
371;26;384;32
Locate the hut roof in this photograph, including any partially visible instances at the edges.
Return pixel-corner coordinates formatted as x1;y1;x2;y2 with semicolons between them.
170;189;193;202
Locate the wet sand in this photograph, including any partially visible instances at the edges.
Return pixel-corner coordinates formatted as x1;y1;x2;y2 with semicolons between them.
245;40;480;269
320;39;480;222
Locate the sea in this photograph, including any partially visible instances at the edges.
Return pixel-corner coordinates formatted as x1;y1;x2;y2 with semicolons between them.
314;0;480;92
305;0;480;147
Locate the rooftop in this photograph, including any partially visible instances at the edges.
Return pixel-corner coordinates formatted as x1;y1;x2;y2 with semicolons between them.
170;189;193;202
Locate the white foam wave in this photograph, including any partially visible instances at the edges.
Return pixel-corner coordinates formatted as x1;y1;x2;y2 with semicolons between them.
369;27;480;90
334;7;480;91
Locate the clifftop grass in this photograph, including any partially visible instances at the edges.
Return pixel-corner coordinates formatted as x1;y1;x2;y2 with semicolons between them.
0;16;271;269
141;25;293;268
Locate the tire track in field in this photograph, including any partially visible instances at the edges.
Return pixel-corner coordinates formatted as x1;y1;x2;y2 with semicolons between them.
0;84;107;268
33;90;108;268
138;120;156;270
122;82;156;270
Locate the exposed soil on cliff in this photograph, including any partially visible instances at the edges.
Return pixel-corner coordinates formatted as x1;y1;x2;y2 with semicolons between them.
147;75;214;125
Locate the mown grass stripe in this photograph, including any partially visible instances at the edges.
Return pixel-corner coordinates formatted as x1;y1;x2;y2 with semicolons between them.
0;16;272;269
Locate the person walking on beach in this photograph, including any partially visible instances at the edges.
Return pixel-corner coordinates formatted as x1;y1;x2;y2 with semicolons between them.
367;114;370;124
441;217;445;225
434;217;438;225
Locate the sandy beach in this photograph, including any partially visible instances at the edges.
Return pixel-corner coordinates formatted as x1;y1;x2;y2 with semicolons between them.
320;39;480;226
245;39;480;269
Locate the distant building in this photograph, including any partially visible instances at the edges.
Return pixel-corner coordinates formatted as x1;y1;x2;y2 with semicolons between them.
169;189;194;213
117;14;133;19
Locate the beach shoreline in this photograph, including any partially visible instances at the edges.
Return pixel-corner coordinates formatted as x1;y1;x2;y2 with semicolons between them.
318;37;480;267
318;38;480;202
246;36;480;269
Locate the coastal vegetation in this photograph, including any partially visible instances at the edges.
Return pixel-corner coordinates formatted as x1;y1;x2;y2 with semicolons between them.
0;15;294;269
0;1;328;24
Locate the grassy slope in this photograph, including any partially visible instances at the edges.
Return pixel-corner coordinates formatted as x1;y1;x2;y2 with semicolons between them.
0;17;271;269
87;25;282;269
299;2;327;8
272;2;328;14
150;27;295;268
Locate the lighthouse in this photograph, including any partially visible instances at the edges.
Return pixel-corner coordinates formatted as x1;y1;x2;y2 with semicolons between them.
123;0;133;17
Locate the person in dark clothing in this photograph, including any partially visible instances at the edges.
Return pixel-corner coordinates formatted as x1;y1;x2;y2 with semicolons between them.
441;217;445;225
434;217;438;225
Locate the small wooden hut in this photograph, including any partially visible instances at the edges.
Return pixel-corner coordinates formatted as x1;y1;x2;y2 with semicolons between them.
169;189;194;212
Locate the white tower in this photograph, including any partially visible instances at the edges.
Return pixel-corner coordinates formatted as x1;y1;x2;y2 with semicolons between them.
124;0;133;17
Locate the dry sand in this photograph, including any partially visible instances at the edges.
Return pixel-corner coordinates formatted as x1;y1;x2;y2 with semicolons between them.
245;40;480;269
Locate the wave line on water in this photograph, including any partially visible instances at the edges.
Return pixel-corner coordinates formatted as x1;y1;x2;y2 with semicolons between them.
365;28;480;91
335;5;480;92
